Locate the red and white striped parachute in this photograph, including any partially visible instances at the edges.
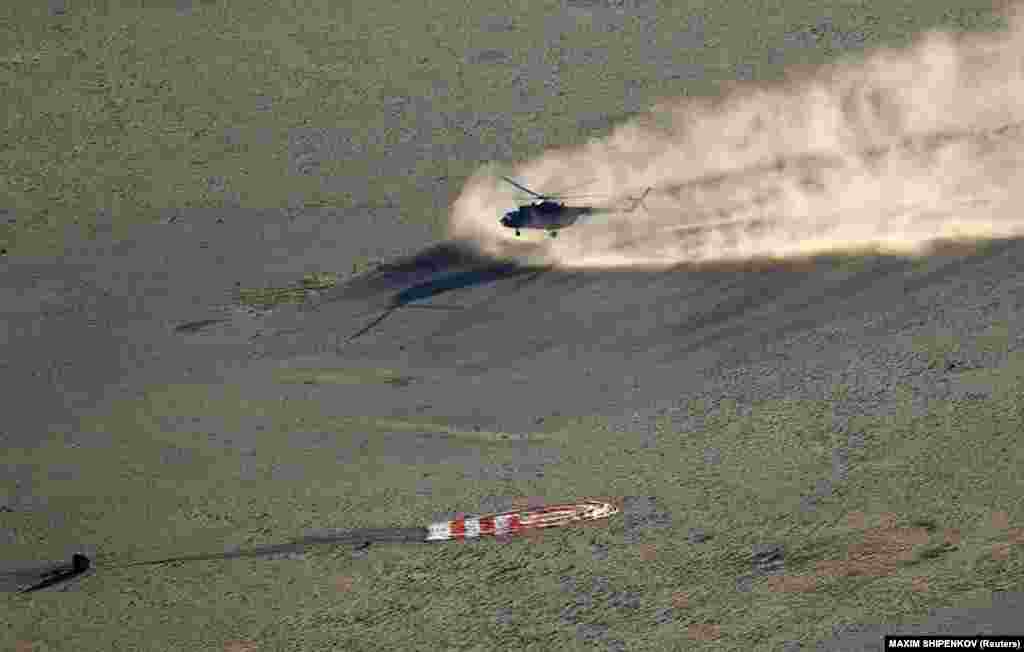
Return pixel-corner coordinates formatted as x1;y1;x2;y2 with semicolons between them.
425;499;620;542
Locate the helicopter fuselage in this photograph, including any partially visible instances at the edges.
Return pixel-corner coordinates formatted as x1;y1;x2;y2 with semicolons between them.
500;201;594;237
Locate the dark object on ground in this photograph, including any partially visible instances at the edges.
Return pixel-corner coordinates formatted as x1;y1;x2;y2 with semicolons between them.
14;553;91;594
174;318;228;333
4;528;427;594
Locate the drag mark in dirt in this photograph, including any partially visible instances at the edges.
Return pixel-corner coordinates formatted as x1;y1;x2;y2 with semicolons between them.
3;499;620;594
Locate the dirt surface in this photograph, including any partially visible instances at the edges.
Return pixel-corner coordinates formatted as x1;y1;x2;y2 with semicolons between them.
5;224;1024;649
3;1;1023;650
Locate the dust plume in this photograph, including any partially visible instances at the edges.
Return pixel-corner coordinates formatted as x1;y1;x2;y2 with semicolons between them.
448;4;1024;268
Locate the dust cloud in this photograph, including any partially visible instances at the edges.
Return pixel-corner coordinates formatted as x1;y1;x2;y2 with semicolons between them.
448;3;1024;268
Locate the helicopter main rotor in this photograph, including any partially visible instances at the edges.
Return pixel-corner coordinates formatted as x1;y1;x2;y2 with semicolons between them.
501;176;551;201
500;176;609;203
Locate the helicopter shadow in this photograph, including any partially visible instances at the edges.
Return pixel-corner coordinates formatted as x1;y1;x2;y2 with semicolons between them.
311;241;551;342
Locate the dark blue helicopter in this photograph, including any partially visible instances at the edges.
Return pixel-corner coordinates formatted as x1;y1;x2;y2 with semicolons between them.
499;176;650;237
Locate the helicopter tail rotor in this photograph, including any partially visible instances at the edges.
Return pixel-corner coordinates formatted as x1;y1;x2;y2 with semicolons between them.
625;188;652;213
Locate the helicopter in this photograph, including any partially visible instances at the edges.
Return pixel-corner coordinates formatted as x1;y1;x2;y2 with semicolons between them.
499;176;651;237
